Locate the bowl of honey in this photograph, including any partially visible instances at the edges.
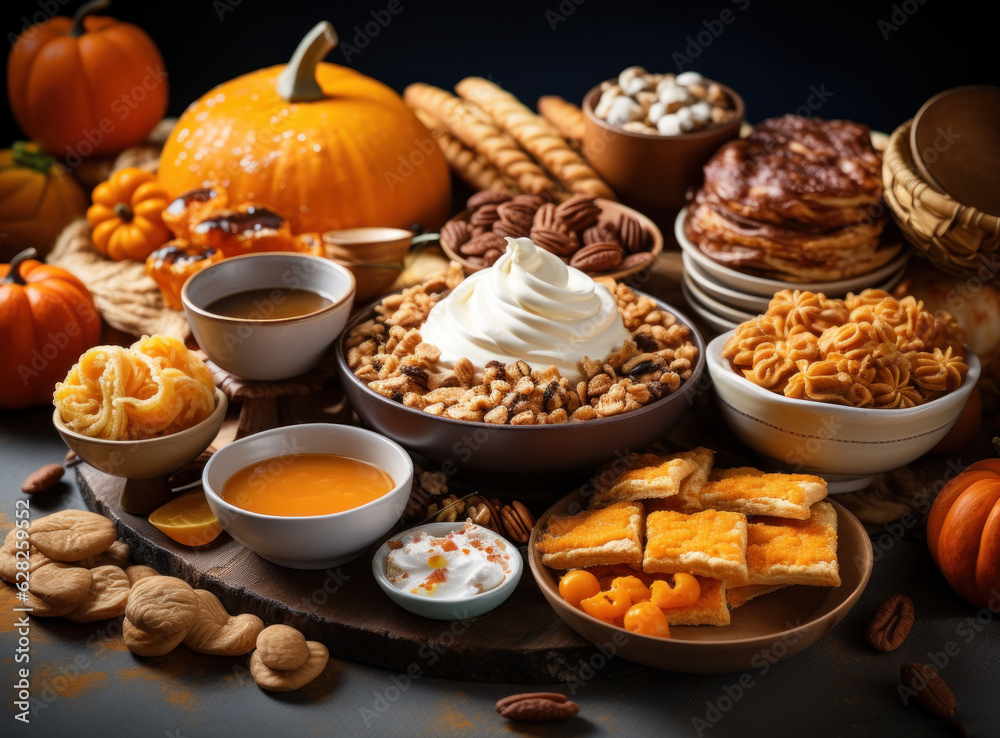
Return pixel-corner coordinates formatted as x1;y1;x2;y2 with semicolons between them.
181;252;356;381
202;423;413;569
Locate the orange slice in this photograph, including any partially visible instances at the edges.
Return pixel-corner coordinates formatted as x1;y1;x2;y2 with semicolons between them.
148;490;223;547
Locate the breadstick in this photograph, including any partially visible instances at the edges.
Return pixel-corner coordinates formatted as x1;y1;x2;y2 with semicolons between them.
414;110;519;194
404;83;554;195
456;77;614;200
538;95;586;144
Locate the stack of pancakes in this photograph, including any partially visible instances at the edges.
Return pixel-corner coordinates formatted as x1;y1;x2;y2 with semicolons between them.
685;115;901;282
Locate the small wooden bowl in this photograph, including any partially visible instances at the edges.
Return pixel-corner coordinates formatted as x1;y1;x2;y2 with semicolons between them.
439;198;663;280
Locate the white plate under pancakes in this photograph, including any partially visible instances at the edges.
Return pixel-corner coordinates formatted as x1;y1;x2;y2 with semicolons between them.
675;210;911;298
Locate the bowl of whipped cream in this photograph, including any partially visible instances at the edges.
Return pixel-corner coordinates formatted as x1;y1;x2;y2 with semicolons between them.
335;236;706;475
372;521;523;620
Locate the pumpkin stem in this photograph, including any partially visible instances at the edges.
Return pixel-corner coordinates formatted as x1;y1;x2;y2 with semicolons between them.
69;0;112;37
114;203;134;222
11;141;56;174
3;249;37;286
276;22;338;103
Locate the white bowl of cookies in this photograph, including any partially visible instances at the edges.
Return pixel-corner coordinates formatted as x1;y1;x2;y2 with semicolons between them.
707;289;981;490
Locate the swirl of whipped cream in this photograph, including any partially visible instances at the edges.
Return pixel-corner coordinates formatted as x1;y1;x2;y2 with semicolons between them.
420;237;630;383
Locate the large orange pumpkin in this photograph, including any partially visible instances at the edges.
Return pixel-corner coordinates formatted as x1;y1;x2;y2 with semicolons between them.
0;249;101;409
158;22;450;235
0;142;87;261
927;457;1000;608
7;0;168;160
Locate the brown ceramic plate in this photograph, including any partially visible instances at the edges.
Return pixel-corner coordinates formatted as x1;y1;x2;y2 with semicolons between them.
439;198;663;280
528;491;873;673
910;85;1000;216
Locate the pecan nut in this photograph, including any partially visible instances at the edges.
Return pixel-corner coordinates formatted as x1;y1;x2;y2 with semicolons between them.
500;501;535;544
496;692;579;722
497;200;538;231
900;663;957;718
621;251;655;270
22;463;65;494
460;231;505;257
618;213;650;252
530;227;577;257
440;220;472;251
469;202;501;228
569;242;624;273
866;594;915;652
492;219;530;240
467;190;512;210
555;194;600;232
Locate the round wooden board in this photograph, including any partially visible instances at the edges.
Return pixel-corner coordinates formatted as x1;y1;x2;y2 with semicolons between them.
77;462;637;683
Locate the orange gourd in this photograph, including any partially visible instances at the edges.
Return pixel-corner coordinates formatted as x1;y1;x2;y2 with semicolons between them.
7;0;168;161
927;455;1000;608
0;142;87;261
0;249;101;409
87;168;172;261
158;22;450;236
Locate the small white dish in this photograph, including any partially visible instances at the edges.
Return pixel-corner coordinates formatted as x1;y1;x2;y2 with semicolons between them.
372;522;523;620
681;281;741;335
202;423;413;569
706;332;981;491
674;210;911;298
683;252;773;313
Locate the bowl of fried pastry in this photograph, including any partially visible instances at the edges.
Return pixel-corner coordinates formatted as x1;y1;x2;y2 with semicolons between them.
335;243;706;475
708;288;981;490
528;446;872;673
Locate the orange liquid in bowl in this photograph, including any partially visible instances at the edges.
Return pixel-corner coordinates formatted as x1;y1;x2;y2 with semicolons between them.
221;453;395;516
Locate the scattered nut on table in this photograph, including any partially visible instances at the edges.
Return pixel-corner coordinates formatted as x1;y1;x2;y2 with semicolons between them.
496;692;580;721
256;624;311;671
183;589;264;656
22;463;64;493
250;639;330;692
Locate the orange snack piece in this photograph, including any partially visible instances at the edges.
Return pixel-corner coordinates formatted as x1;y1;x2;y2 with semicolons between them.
650;573;701;610
643;509;749;586
189;206;298;258
580;588;631;623
623;601;671;638
536;502;645;569
558;570;601;607
145;241;224;310
745;501;840;587
161;186;229;240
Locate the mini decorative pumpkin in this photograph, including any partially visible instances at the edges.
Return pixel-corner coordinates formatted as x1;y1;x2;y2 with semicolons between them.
0;142;87;261
927;455;1000;608
0;248;101;409
7;0;168;159
158;22;450;236
87;167;172;261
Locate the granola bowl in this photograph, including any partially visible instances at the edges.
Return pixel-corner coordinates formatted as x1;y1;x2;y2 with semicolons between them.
335;290;707;477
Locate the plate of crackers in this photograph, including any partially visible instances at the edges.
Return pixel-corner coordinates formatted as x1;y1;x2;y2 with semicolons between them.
528;447;873;673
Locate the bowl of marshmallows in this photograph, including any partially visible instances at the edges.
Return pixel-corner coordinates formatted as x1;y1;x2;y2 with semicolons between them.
582;67;745;222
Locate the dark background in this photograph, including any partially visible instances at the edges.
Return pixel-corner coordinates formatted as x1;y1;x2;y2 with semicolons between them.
2;0;999;147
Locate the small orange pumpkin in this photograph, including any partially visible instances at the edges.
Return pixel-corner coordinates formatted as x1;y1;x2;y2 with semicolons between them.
0;142;87;261
7;0;168;159
87;168;171;261
927;455;1000;608
0;248;101;409
158;22;450;236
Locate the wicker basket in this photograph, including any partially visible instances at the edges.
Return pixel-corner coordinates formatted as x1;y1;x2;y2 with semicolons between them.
883;119;1000;275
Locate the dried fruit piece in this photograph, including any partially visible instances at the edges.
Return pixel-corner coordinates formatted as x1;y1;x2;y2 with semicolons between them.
256;624;310;671
65;565;130;623
183;590;264;656
125;575;199;637
22;463;64;493
73;539;130;569
148;490;223;547
496;692;580;721
250;641;329;692
866;594;915;652
900;663;957;718
28;510;117;561
124;565;159;586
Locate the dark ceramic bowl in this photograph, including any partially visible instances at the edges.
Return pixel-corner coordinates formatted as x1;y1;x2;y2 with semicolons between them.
335;292;707;475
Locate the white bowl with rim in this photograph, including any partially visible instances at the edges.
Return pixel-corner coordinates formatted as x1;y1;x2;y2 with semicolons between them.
202;423;413;569
706;332;981;492
371;522;523;620
675;210;911;298
681;281;741;335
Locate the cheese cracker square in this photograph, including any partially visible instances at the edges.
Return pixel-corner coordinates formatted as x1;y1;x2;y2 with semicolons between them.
643;509;749;586
745;501;840;587
536;502;644;569
682;467;828;519
590;449;706;508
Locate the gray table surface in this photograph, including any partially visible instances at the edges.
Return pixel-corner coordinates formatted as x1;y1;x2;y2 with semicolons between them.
2;406;997;738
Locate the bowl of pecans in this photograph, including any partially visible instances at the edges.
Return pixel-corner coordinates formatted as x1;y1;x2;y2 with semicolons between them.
438;191;663;280
335;262;706;476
